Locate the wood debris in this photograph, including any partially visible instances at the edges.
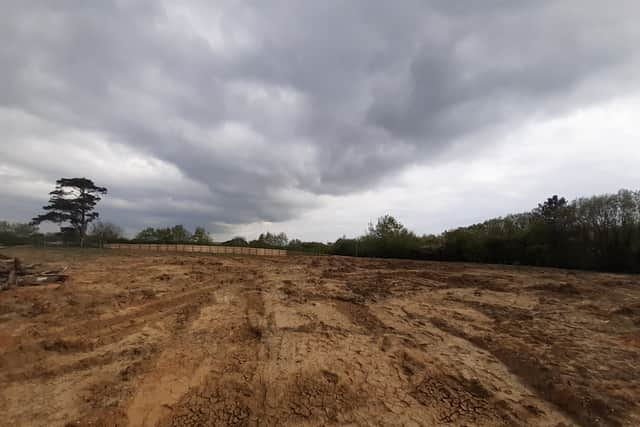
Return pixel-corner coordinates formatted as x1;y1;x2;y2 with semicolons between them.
0;254;68;290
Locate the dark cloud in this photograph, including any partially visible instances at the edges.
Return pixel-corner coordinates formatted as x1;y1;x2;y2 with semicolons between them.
1;1;639;234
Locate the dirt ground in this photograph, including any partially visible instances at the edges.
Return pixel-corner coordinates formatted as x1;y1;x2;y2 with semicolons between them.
0;248;639;427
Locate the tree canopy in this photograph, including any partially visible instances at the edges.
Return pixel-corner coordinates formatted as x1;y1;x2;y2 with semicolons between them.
251;232;288;248
90;221;123;247
330;189;640;273
133;224;201;244
0;221;41;245
331;215;419;259
222;237;249;247
192;227;211;244
32;178;107;247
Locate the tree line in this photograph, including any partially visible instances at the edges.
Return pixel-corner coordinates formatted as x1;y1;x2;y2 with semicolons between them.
3;176;639;272
332;190;640;273
132;229;307;251
0;220;125;248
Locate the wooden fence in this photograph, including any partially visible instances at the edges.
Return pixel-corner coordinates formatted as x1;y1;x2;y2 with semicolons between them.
104;243;287;256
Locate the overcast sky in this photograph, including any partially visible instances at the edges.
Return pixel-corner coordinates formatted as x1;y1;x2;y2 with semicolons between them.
1;1;639;241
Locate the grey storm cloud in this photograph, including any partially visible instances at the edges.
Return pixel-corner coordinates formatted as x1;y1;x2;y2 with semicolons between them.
1;1;639;233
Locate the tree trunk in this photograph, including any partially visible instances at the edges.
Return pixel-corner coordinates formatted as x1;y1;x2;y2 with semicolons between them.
80;191;86;248
78;225;85;248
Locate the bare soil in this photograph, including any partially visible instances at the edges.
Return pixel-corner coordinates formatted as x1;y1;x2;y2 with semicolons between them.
0;248;639;426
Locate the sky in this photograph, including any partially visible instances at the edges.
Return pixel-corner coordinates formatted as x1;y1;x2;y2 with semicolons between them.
1;1;640;242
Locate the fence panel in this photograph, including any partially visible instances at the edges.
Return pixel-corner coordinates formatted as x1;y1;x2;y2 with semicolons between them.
104;243;286;256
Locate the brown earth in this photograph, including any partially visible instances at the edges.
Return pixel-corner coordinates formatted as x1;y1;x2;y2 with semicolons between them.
0;248;639;427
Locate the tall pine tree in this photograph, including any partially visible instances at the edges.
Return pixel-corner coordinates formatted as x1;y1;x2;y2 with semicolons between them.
32;178;107;247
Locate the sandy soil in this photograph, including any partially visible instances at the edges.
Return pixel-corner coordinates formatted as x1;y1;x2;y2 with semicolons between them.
0;248;639;427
